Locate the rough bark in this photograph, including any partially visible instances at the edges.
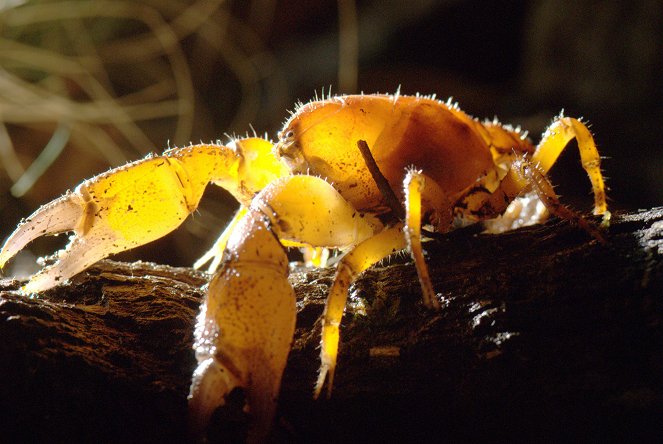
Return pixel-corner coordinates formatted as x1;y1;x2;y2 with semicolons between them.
1;208;662;443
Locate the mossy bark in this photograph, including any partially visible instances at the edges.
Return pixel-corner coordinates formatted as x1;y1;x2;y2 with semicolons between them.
1;208;662;442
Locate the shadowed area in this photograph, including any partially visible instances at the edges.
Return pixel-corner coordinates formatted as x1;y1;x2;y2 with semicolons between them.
0;208;661;442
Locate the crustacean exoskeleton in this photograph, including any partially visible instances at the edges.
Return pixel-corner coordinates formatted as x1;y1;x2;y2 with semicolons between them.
0;93;609;441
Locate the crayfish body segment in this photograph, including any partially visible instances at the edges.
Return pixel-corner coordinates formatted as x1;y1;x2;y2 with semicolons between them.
0;93;609;440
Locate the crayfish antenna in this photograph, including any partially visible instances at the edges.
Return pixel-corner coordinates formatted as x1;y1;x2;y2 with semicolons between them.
0;192;83;270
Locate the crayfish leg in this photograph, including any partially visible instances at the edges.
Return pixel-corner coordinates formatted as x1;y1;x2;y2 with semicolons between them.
403;169;441;311
253;175;383;248
194;206;248;273
229;173;389;402
302;246;330;268
513;155;606;243
532;116;609;220
314;225;407;399
483;116;610;229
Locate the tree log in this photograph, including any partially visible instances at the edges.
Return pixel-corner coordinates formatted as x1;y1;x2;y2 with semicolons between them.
1;208;662;442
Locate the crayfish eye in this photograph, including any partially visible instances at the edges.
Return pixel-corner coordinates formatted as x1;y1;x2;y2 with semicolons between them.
280;130;295;141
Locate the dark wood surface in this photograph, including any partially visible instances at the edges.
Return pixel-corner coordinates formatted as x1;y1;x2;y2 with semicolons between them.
1;208;661;442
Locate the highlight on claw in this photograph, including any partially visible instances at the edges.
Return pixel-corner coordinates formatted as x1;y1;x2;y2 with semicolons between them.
0;92;610;440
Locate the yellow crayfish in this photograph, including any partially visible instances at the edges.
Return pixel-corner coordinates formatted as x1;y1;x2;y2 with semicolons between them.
0;93;609;442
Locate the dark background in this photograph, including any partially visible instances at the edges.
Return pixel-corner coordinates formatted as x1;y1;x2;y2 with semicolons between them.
0;0;661;273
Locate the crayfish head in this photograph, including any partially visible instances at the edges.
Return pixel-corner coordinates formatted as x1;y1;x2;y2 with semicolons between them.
274;129;307;173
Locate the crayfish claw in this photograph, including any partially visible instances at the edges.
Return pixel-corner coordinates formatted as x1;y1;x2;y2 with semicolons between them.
0;192;83;271
188;357;239;441
21;225;119;293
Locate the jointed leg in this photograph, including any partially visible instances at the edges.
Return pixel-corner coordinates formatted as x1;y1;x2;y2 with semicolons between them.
302;246;331;268
404;169;441;310
513;155;606;243
356;140;440;310
194;206;248;273
314;225;408;399
484;116;610;236
532;116;609;218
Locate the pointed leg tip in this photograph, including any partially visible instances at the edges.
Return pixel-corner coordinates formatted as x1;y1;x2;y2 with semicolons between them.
600;210;612;228
312;385;323;401
313;366;329;400
313;362;336;400
312;376;324;400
